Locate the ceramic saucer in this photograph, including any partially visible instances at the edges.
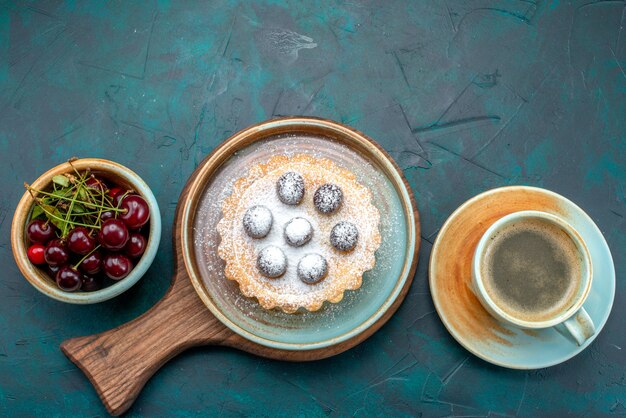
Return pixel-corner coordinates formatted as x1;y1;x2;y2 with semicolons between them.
429;186;615;369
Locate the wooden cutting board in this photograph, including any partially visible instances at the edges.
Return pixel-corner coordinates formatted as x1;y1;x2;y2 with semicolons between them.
61;118;420;416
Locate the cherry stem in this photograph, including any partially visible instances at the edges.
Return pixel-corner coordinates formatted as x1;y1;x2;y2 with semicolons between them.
116;190;131;208
62;183;80;236
26;165;130;241
26;187;124;211
72;244;101;270
35;200;101;229
95;182;106;227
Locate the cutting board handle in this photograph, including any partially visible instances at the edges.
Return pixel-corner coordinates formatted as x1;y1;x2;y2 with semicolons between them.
61;272;230;416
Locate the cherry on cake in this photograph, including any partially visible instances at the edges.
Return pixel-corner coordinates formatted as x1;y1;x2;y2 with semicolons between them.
217;154;381;313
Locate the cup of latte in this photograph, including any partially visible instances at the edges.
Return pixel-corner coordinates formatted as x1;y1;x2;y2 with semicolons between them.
472;210;595;345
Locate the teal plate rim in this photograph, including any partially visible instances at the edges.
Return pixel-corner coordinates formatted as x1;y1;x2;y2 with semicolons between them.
181;117;420;351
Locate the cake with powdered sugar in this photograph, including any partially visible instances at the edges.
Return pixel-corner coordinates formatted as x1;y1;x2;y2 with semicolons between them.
217;154;381;313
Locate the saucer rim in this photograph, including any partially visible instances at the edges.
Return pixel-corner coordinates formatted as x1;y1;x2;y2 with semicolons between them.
429;185;616;369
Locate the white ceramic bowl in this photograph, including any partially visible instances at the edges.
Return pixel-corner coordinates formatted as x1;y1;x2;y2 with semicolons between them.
11;158;161;304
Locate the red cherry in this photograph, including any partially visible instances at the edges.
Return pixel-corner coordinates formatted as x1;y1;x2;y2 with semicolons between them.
103;253;133;280
26;219;55;243
56;266;83;292
44;239;69;266
81;274;103;292
108;187;122;200
111;189;129;207
67;227;96;255
27;244;46;264
86;177;107;192
119;195;150;229
47;264;62;278
100;211;115;222
79;250;102;275
98;219;129;250
124;233;146;258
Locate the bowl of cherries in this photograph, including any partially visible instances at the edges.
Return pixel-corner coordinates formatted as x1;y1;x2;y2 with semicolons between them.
11;158;161;304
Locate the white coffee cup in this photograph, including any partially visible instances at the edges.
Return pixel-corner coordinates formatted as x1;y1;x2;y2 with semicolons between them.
472;210;595;345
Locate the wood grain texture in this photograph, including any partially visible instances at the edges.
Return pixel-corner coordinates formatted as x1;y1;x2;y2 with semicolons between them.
60;270;230;415
61;118;420;416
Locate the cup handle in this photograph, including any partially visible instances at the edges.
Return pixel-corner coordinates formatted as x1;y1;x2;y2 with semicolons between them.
563;307;595;346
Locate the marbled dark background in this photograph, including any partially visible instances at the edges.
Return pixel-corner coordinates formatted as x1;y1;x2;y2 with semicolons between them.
0;0;624;416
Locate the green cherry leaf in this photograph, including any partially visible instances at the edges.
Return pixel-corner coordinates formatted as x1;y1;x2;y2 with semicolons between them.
52;175;70;188
41;204;68;231
31;204;45;219
72;203;86;214
51;186;74;199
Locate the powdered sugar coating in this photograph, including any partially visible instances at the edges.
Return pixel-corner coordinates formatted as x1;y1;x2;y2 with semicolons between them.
217;153;382;313
257;246;287;278
330;221;359;252
297;253;328;284
284;217;313;247
243;205;273;238
314;183;343;214
277;172;305;205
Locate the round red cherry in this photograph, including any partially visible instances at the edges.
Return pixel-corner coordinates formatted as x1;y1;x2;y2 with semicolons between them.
113;190;127;207
119;195;150;229
100;211;115;222
56;266;83;292
86;177;106;192
124;233;146;258
47;264;61;278
44;239;69;266
26;219;55;243
81;275;103;292
103;253;133;280
79;250;102;275
108;187;123;200
27;244;46;265
98;219;129;250
67;227;96;255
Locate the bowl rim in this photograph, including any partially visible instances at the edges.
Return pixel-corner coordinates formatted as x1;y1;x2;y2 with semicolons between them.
11;158;161;304
180;117;420;350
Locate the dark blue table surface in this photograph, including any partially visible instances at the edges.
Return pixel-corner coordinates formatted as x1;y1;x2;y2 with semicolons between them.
0;1;624;416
